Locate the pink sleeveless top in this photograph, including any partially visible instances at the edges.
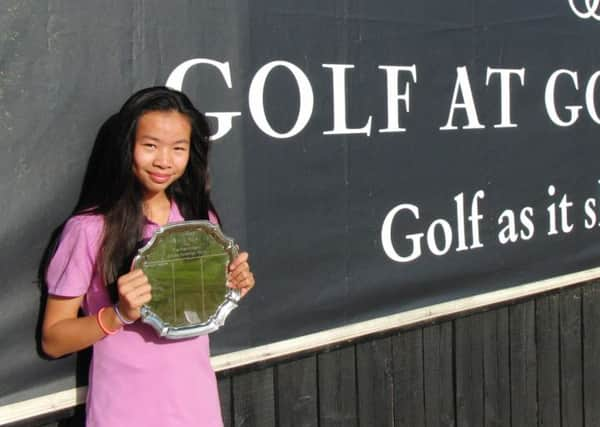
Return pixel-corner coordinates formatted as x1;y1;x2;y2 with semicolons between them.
46;204;223;427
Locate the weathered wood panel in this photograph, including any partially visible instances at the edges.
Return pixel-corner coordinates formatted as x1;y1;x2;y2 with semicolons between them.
392;328;425;427
559;287;583;427
317;346;358;427
232;367;276;427
276;355;318;427
536;293;561;427
356;337;394;427
218;377;232;427
423;322;455;427
583;281;600;427
481;308;510;427
509;301;537;427
455;314;484;427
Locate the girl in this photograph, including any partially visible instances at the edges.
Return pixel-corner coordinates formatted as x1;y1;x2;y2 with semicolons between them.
41;87;254;427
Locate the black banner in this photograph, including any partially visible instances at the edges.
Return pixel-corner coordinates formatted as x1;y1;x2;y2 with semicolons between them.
2;0;600;408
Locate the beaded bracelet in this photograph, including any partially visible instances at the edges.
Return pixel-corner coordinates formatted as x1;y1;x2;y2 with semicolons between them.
114;303;135;325
97;306;121;335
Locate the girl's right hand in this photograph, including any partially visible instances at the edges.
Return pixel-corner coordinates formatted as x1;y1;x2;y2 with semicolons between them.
116;269;152;322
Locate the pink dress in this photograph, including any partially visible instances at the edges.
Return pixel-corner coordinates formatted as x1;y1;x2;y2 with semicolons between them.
46;203;223;427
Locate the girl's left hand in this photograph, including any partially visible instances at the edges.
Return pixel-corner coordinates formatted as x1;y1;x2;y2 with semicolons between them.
227;251;255;298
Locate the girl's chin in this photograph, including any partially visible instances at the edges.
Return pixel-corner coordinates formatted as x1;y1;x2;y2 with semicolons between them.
142;184;170;197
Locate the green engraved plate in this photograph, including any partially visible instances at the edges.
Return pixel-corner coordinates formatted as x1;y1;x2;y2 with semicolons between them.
132;221;240;339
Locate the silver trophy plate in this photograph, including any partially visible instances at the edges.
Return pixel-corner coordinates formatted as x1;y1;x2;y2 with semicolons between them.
132;220;240;339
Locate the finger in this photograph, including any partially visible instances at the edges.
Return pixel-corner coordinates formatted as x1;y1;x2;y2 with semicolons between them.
239;280;255;297
120;269;145;281
137;291;152;305
228;263;250;280
130;284;152;297
229;272;255;289
121;284;152;304
129;275;151;289
119;274;150;293
229;270;252;286
229;252;249;271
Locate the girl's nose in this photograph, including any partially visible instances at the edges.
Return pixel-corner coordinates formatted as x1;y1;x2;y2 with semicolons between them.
153;149;172;168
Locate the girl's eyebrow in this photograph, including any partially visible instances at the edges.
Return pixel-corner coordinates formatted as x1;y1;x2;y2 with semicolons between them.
138;135;190;144
138;135;161;142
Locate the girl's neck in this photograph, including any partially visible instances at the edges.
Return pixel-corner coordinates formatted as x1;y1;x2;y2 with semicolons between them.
142;191;171;225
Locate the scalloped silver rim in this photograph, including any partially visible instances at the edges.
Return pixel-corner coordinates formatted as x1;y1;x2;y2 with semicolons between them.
132;220;241;339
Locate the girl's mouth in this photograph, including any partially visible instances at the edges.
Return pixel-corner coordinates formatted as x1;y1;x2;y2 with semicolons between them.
148;172;171;184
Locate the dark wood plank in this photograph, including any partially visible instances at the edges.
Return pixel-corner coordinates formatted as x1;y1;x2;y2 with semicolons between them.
560;287;583;427
232;367;276;427
535;293;561;427
481;308;510;427
218;376;233;427
392;328;425;427
583;281;600;427
423;322;455;427
356;336;394;427
318;346;358;427
276;355;318;427
455;314;484;427
509;300;537;427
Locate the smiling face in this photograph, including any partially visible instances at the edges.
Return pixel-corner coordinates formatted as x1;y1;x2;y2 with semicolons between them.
132;110;192;199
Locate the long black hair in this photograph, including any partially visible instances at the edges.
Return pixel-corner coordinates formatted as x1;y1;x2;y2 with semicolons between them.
41;86;218;291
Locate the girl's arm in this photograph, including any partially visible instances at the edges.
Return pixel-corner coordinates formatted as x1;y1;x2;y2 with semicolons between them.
42;269;151;358
42;296;122;358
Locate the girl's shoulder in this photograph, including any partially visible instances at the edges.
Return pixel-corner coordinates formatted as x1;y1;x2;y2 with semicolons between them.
46;213;105;296
62;212;105;242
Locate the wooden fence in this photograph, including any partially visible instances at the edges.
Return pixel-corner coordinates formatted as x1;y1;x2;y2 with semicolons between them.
12;279;600;427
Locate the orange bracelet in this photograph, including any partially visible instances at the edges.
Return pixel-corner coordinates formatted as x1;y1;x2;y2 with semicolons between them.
97;306;121;335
